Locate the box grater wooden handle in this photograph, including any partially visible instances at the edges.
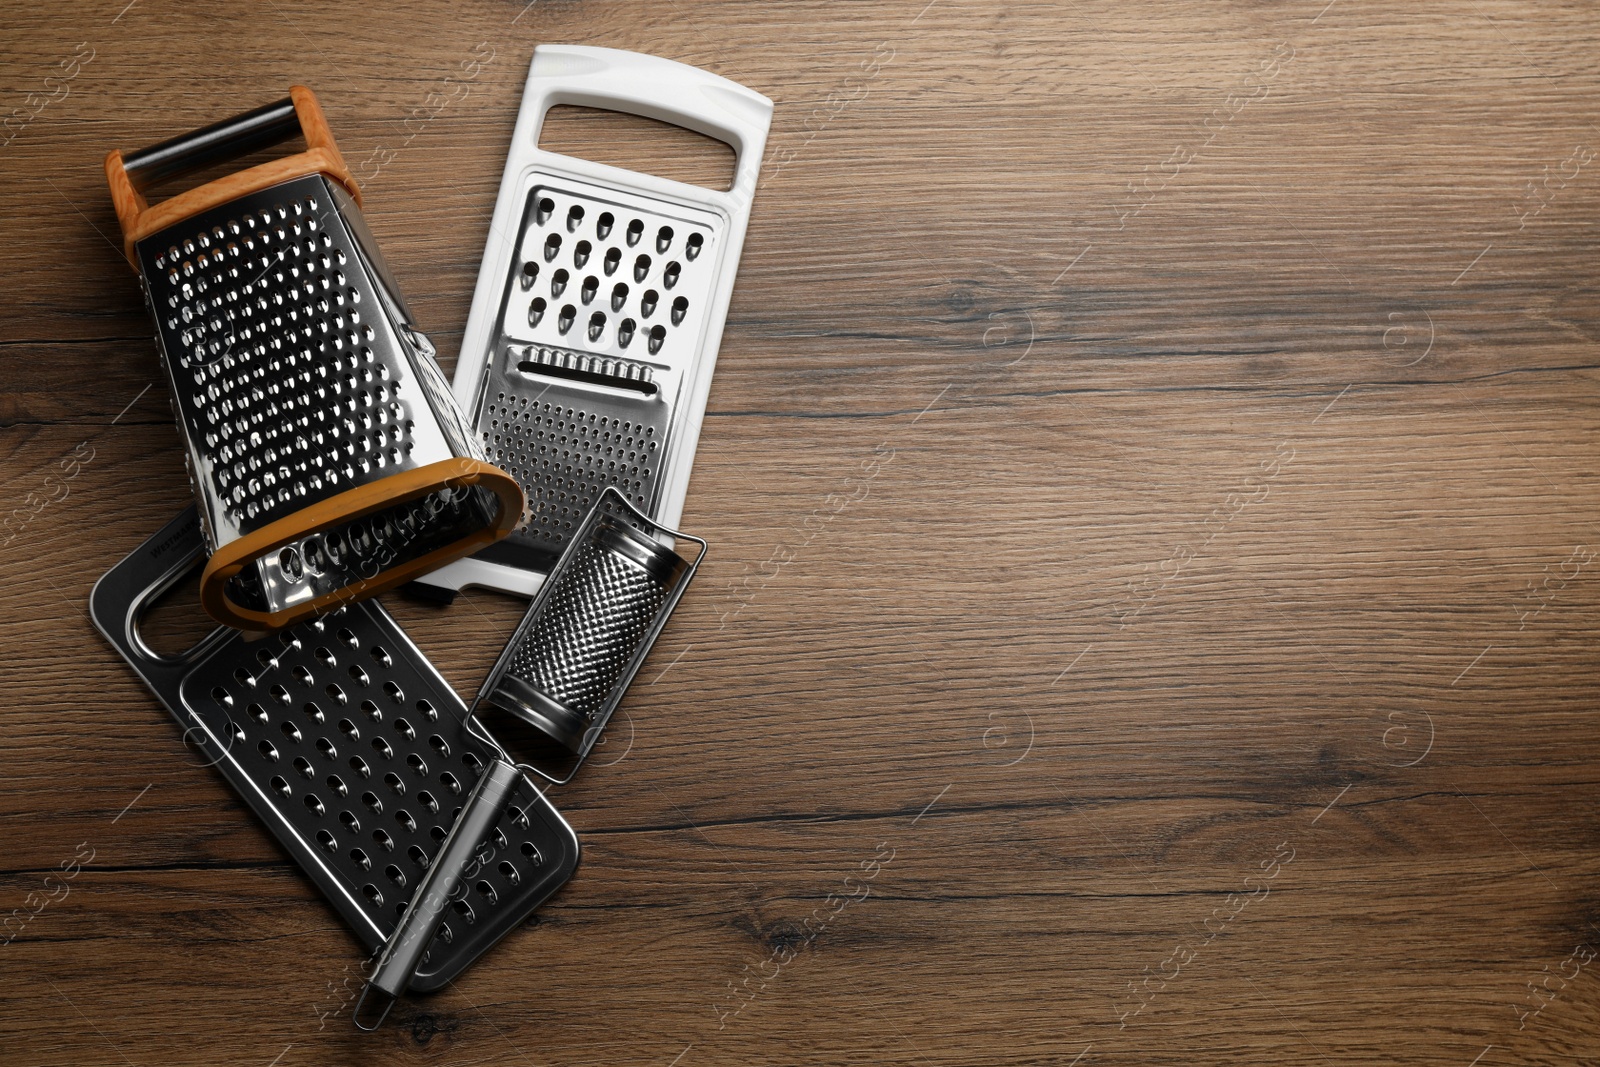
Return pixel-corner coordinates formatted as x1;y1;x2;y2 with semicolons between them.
104;85;360;265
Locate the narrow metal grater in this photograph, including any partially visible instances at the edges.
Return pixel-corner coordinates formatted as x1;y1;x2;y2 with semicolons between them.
105;87;522;631
89;508;578;991
476;487;706;782
415;46;771;599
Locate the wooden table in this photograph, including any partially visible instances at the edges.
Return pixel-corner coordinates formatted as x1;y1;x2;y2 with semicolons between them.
3;1;1598;1063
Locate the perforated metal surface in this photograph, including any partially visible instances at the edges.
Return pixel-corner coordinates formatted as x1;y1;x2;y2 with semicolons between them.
469;179;723;567
135;174;492;618
90;508;579;992
504;530;671;721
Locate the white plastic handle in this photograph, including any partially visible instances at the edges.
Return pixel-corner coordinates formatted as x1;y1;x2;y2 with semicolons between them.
522;45;773;201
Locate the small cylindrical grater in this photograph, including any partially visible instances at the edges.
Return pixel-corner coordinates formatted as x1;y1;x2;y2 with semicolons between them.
89;507;579;993
105;86;524;631
413;46;770;600
478;487;706;781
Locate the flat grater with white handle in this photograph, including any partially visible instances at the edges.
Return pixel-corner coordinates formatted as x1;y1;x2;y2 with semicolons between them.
105;87;524;631
413;46;770;600
90;508;578;991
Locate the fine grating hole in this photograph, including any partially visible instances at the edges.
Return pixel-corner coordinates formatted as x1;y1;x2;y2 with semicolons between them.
529;296;546;327
648;324;666;354
536;197;554;224
603;247;620;276
557;304;576;334
291;665;313;687
550;268;568;297
686;232;703;259
293;756;315;779
596;211;614;239
574;240;591;268
325;683;346;706
340;810;360;833
463;752;484;774
351;847;371;871
663;261;681;289
270;775;291;798
232;668;253;689
640;289;658;318
633;253;650;282
349;755;370;778
625;218;643;246
491;828;508;849
656;225;673;253
671;295;689;325
316;829;337;853
256;648;276;669
430;825;448;843
565;204;584;232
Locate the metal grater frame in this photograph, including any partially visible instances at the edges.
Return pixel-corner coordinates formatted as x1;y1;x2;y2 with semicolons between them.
415;46;770;599
89;507;579;991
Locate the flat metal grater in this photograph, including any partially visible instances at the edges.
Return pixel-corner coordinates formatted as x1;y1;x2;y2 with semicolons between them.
414;46;771;600
89;508;579;991
105;87;522;631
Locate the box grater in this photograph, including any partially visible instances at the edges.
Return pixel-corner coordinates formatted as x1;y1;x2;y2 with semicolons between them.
413;46;770;600
105;87;523;631
89;507;578;991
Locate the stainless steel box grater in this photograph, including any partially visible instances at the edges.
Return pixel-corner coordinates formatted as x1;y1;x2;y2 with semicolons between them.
106;87;523;631
415;46;770;599
90;507;578;991
477;487;705;782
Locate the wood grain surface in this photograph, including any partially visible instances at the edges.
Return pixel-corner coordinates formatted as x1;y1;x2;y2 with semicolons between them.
3;1;1599;1064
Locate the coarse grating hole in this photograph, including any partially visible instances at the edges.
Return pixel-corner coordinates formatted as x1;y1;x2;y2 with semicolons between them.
440;772;462;795
258;740;278;762
303;701;325;724
393;717;415;742
351;847;371;871
416;700;438;722
362;883;382;906
361;790;383;813
499;860;520;885
348;665;369;687
247;702;268;725
475;880;497;905
520;840;540;861
385;864;407;888
408;844;429;867
349;755;370;778
316;737;337;760
452;899;475;924
429;735;450;758
372;737;393;760
270;775;291;798
281;721;301;743
339;718;360;741
383;771;406;796
417;790;439;814
373;829;394;852
304;793;325;816
316;829;337;853
340;810;360;833
315;647;336;668
406;753;428;777
383;681;404;704
360;699;382;722
370;645;391;668
293;756;314;779
396;809;418;833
